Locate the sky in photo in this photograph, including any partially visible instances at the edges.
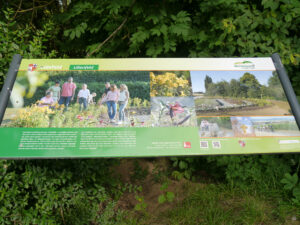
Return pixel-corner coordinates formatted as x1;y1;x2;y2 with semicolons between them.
250;116;296;123
190;70;274;93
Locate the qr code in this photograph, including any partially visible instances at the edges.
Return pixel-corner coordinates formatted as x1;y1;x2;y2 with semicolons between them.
200;141;209;148
212;141;221;149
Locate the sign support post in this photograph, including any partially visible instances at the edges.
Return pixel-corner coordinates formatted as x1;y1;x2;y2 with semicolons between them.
0;54;22;123
272;53;300;128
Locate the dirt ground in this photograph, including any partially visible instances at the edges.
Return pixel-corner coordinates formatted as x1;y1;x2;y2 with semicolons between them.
197;100;292;117
112;158;199;222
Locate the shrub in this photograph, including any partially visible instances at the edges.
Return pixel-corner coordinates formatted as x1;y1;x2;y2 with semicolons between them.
0;159;124;224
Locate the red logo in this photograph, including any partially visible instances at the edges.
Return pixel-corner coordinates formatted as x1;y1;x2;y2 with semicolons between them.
184;142;191;148
28;64;37;71
238;140;246;147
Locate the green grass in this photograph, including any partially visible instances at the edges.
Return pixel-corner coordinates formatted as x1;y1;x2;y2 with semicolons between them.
136;183;299;225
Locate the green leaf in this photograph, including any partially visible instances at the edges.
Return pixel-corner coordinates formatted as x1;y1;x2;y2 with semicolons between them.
179;161;188;170
158;194;166;204
166;192;175;202
281;173;298;190
292;186;300;200
70;31;75;40
160;182;168;191
75;29;81;38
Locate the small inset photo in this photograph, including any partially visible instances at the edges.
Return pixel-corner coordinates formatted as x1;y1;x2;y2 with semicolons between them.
212;141;221;149
198;117;234;138
231;117;256;137
151;97;197;127
200;141;209;149
251;116;300;137
150;71;192;97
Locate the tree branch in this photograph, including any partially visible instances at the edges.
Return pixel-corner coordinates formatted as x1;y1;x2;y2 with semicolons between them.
13;0;23;19
86;0;136;58
16;0;55;13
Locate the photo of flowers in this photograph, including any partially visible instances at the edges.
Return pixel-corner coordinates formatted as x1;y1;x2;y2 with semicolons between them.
150;71;192;97
151;97;197;127
1;70;151;128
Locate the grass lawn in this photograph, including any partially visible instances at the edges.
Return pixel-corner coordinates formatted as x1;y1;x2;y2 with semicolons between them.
114;159;300;225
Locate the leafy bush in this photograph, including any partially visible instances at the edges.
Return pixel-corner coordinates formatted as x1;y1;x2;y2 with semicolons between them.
0;8;57;86
23;79;150;106
0;159;125;224
9;104;54;127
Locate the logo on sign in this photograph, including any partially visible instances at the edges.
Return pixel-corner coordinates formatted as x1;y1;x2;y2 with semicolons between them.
234;61;255;69
28;64;37;71
183;142;191;148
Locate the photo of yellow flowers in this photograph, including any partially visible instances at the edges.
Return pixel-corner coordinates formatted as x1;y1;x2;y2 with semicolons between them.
150;71;192;97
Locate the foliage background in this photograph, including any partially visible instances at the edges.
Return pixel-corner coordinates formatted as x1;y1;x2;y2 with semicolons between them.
22;71;150;106
0;0;300;223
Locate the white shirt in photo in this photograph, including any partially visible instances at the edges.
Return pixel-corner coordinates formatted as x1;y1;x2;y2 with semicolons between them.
77;89;90;99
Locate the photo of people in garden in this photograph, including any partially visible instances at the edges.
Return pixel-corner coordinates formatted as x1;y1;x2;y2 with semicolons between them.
151;97;197;127
2;70;151;128
190;70;292;117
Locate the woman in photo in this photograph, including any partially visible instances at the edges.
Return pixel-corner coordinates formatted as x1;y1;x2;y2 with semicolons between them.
103;84;119;122
39;92;54;108
118;84;129;124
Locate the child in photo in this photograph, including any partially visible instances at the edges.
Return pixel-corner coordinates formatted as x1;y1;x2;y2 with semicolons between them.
77;84;90;111
46;81;61;103
39;92;55;108
88;92;97;104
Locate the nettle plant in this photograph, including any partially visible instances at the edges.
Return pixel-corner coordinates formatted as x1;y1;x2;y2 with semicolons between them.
281;173;300;205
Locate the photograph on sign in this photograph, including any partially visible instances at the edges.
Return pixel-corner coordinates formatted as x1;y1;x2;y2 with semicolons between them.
1;70;151;128
190;70;292;116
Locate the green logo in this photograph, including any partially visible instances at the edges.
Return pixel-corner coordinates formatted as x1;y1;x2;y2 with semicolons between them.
69;65;99;70
234;61;255;69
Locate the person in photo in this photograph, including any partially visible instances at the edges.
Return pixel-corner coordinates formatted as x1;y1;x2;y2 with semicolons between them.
103;84;119;122
39;92;54;108
46;81;61;103
88;92;97;104
99;82;111;105
118;84;129;124
59;77;77;110
77;84;90;111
